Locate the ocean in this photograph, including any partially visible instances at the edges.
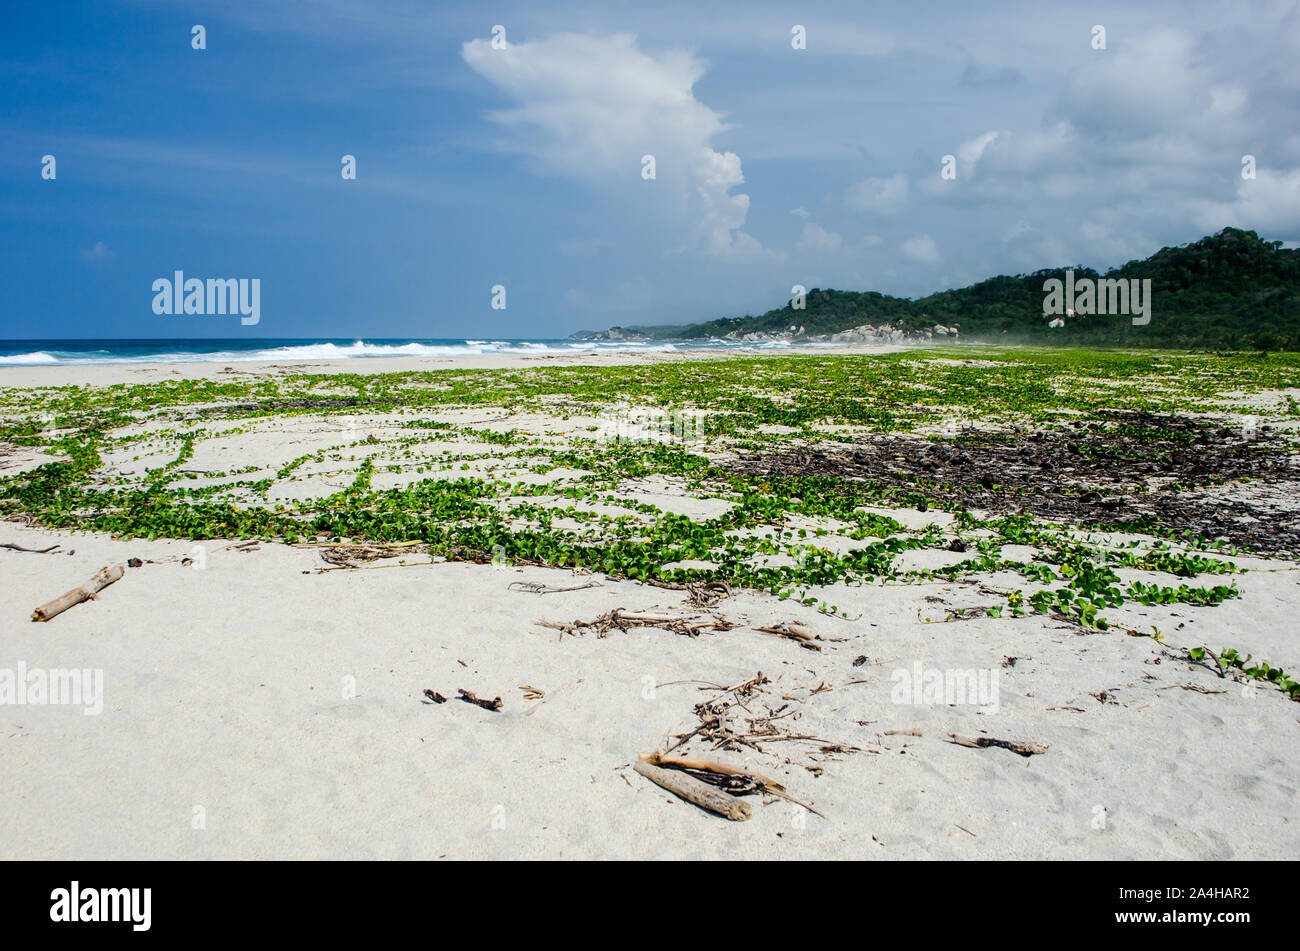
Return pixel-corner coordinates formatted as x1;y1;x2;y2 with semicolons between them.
0;337;822;367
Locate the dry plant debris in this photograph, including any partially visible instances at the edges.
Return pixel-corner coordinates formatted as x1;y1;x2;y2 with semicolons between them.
641;579;732;608
537;609;735;639
508;580;602;594
637;752;824;819
1;542;60;554
665;671;860;775
457;689;503;711
947;733;1049;757
316;543;427;568
754;621;822;650
633;758;752;821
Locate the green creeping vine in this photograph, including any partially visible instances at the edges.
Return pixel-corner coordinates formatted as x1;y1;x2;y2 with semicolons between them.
1190;647;1300;701
0;349;1294;627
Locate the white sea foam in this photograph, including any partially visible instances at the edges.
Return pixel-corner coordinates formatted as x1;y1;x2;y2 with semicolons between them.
0;338;700;367
0;351;60;365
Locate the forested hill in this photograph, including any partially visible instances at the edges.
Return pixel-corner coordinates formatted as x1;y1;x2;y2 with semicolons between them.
593;229;1299;349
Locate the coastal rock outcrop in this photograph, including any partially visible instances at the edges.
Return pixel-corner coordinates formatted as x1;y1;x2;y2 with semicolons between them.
568;326;650;341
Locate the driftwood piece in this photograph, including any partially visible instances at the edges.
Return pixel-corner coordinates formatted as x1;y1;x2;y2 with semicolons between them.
947;732;1048;757
508;580;602;595
755;622;821;650
422;689;448;704
642;752;786;793
31;564;124;622
633;759;752;821
457;689;503;711
640;752;826;818
1;542;60;554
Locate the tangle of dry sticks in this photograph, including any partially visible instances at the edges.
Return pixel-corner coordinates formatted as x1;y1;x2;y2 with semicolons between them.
536;609;735;639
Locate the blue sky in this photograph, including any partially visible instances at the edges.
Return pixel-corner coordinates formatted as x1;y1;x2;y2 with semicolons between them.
2;0;1298;339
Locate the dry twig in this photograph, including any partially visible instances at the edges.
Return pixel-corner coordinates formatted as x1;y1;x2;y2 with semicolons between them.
947;733;1048;757
457;689;503;711
537;609;734;639
754;622;821;651
509;580;602;594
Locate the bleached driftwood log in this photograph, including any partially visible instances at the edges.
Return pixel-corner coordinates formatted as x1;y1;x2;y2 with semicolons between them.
633;759;752;821
31;564;124;622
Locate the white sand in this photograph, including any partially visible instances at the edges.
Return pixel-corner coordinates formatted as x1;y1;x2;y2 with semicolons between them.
0;342;921;390
2;352;1297;859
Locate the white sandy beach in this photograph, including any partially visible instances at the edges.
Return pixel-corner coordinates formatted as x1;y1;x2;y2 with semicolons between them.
2;352;1297;860
0;342;919;389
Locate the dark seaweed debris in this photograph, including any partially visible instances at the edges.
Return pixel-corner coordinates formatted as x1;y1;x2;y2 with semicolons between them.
726;411;1300;555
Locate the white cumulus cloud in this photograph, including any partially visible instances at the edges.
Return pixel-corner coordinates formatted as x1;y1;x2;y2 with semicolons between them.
1193;168;1300;237
462;32;756;254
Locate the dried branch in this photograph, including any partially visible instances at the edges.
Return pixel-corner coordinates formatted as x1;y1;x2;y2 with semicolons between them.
32;564;125;622
754;622;822;650
457;689;503;711
536;608;734;638
947;733;1048;757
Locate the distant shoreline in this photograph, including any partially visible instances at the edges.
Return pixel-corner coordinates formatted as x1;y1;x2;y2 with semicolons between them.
0;340;926;387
